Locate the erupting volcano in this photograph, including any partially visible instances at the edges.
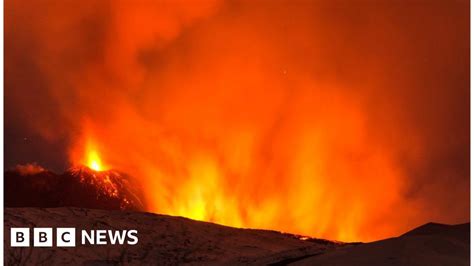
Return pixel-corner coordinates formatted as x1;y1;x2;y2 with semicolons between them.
86;151;103;172
5;159;145;212
5;0;469;245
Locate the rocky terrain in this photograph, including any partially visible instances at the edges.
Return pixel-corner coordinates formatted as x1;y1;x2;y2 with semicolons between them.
5;166;145;211
4;208;469;265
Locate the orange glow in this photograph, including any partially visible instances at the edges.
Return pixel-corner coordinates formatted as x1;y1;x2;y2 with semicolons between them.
7;0;469;243
87;150;103;171
70;132;109;172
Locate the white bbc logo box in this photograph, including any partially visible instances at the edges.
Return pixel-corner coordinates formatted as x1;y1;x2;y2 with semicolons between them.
10;227;76;247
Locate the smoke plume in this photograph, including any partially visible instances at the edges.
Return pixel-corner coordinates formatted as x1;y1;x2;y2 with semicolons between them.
5;0;469;241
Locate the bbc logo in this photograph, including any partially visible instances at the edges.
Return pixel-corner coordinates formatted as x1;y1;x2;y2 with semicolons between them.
11;228;76;247
10;227;138;247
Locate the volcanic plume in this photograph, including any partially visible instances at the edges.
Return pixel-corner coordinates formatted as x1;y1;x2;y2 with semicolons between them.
5;0;469;242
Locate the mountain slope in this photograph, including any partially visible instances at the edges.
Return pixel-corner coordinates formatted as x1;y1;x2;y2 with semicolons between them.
4;208;469;265
4;207;340;265
5;166;144;211
291;223;469;266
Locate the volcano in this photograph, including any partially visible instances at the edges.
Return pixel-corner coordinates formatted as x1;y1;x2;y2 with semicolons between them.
5;164;145;211
3;165;470;265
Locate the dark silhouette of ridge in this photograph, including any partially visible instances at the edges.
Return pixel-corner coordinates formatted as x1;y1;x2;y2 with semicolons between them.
5;165;145;211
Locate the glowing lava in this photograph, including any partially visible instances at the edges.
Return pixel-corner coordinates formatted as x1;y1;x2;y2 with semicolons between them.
87;150;103;171
70;133;109;172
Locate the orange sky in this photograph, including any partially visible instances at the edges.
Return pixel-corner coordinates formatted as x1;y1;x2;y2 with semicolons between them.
5;0;469;242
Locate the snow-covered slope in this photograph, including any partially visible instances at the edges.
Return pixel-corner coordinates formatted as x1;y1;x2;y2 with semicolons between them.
4;207;340;265
4;207;468;265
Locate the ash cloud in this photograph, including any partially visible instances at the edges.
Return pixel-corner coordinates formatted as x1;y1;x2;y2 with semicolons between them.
5;0;469;241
